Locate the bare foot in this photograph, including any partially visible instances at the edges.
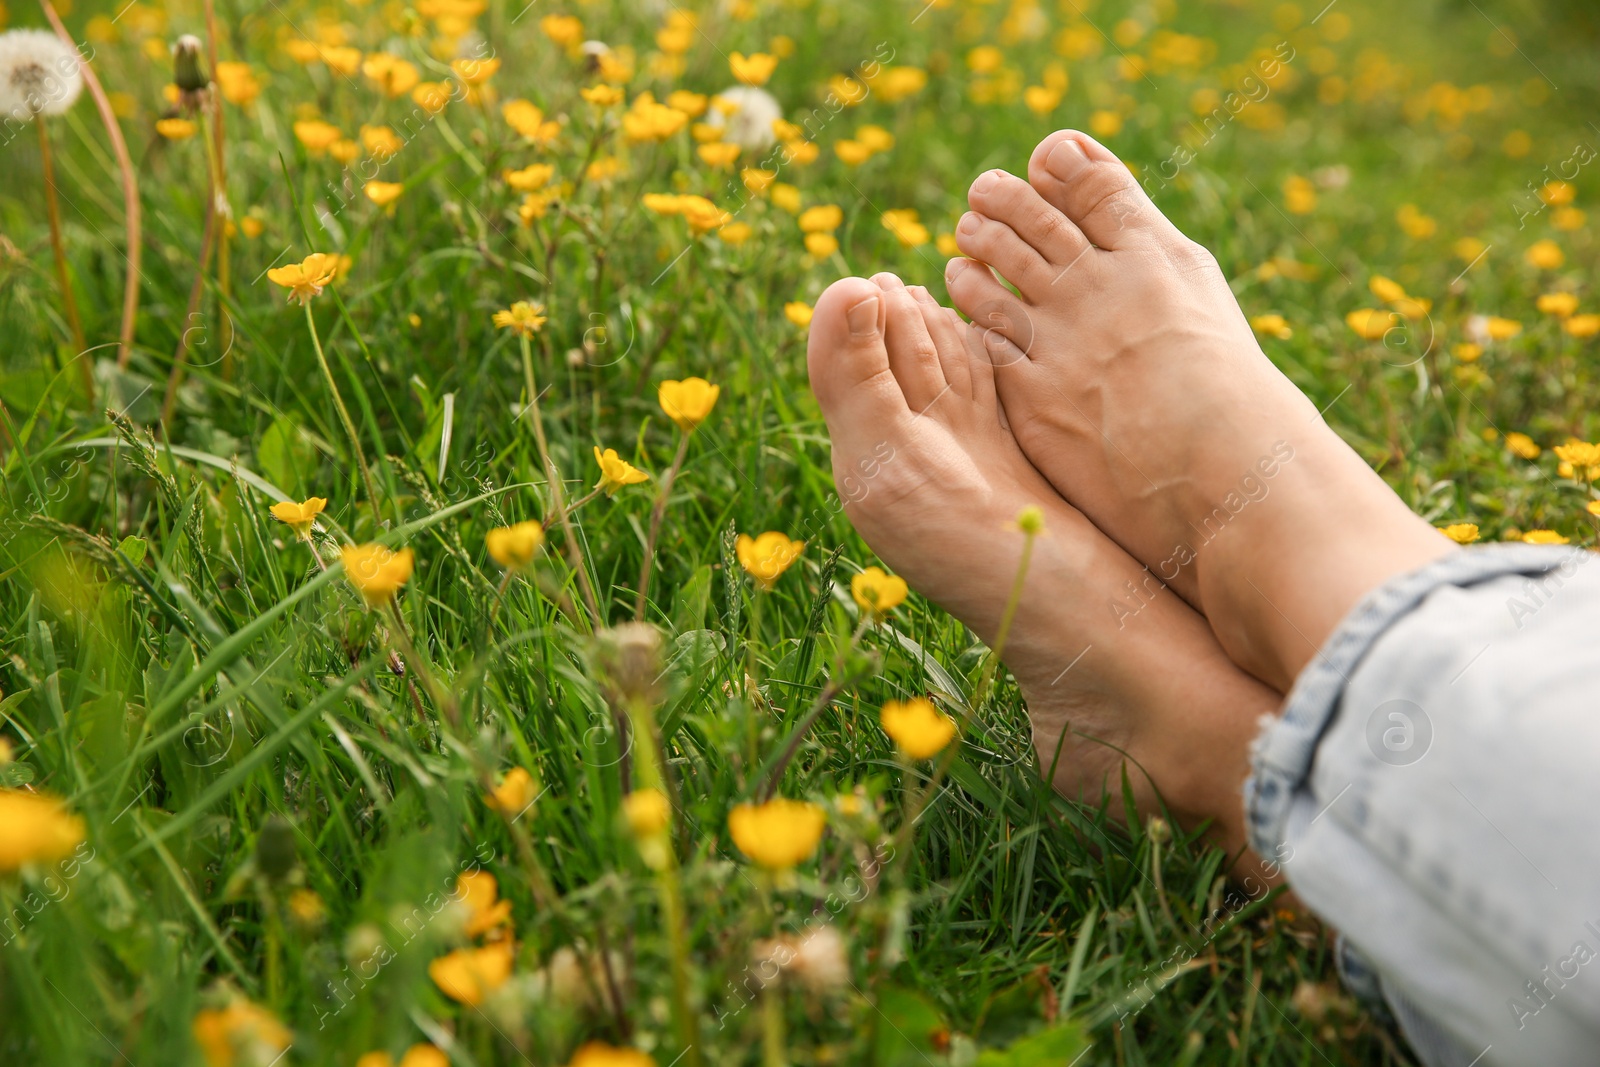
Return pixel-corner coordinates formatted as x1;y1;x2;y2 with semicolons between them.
806;272;1278;857
945;130;1454;691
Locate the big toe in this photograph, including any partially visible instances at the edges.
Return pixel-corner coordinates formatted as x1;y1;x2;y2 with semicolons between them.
807;276;906;427
1027;130;1173;250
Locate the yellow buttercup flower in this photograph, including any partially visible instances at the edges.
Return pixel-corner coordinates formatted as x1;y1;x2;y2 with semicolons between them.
156;117;198;140
804;233;839;258
623;788;671;838
267;252;340;304
429;940;514;1005
1438;523;1480;544
1525;239;1564;270
503;163;554;191
880;697;957;759
456;870;514;939
658;377;720;431
1537;292;1579;318
729;51;777;86
485;767;536;815
360;124;405;160
0;790;85;872
269;496;327;538
214;62;261;107
1485;316;1523;341
363;53;420;98
1522;529;1570;545
784;302;813;328
357;1045;449;1067
450;56;500;85
541;13;584;47
485;521;545;569
799;205;843;233
1344;308;1397;342
851;566;908;619
697;142;741;169
594;447;649;495
340;543;414;606
581;84;625;108
364;180;404;208
293;119;342;155
1565;314;1600;339
493;301;547;337
566;1043;657;1067
1554;442;1600;480
1249;313;1292;340
881;209;929;247
412;81;453;116
736;531;804;588
1505;432;1541;460
192;1001;292;1067
1368;275;1407;303
728;798;826;869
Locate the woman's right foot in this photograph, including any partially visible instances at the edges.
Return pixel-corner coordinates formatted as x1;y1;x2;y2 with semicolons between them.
806;272;1279;854
945;130;1455;690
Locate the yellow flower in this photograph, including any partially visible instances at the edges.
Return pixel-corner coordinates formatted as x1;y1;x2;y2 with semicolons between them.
1396;203;1437;239
728;798;826;870
293;119;342;155
1013;505;1048;536
363;53;420;98
856;124;894;153
566;1043;657;1067
1554;442;1600;479
1344;308;1397;342
729;51;777;86
364;181;404;208
581;84;625;108
320;45;362;77
1505;432;1541;460
594;447;649;494
1453;236;1487;262
1283;175;1316;214
1485;316;1523;341
369;1045;446;1067
658;377;720;431
503;99;558;141
742;168;775;194
668;90;708;117
784;302;813;328
156;117;198;140
267;252;340;304
541;14;584;48
1438;523;1480;544
1249;313;1292;340
1537;292;1579;318
214;62;261;107
518;193;552;225
456;870;514;939
1588;501;1600;518
269;496;327;538
330;138;361;165
623;788;671;838
360;124;405;160
502;164;553;192
881;209;929;247
697;142;741;169
880;697;957;760
429;940;514;1005
0;790;85;872
1368;275;1407;303
834;139;872;166
450;56;500;85
493;301;547;337
799;205;843;233
1522;530;1570;545
1525;239;1564;270
340;543;414;606
485;521;545;569
1565;314;1600;339
804;233;839;258
736;531;804;589
718;221;752;245
1553;206;1586;231
851;566;908;619
485;767;537;815
288;888;325;927
191;1001;292;1067
412;81;454;115
622;93;688;142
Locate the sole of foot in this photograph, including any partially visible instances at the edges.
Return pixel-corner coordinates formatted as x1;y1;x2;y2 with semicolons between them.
806;271;1280;856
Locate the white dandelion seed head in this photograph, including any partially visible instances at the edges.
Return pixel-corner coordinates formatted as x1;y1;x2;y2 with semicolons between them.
708;84;781;151
0;29;83;121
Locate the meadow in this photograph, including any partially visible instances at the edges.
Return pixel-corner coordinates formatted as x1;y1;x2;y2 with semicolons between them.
1;0;1597;1063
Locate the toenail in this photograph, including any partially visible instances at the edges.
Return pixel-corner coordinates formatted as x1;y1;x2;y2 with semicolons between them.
971;170;1000;194
1046;138;1089;180
958;211;984;235
945;258;969;282
846;294;881;338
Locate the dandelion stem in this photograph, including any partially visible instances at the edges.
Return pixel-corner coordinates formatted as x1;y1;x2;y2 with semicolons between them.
35;116;91;403
520;333;602;628
303;302;382;522
634;431;692;621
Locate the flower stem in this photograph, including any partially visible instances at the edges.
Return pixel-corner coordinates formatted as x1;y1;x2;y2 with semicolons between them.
35;116;91;403
634;431;692;621
521;333;601;627
304;302;382;522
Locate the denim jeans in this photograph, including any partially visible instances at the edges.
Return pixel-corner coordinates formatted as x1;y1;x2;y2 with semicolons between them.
1245;544;1600;1067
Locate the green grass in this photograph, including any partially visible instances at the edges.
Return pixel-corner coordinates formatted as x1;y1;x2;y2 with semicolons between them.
1;0;1596;1062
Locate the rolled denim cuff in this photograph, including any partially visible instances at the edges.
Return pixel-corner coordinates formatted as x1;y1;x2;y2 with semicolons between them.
1243;543;1578;859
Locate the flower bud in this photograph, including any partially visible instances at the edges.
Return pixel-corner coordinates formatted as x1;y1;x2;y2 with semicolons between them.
172;35;209;94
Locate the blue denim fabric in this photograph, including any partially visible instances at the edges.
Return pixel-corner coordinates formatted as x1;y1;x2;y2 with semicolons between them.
1243;544;1600;1067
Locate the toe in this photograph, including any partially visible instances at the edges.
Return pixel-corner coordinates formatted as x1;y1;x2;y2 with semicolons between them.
944;257;1036;359
967;169;1092;282
953;210;1058;302
878;280;950;414
1027;130;1170;250
907;285;970;398
806;276;906;428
